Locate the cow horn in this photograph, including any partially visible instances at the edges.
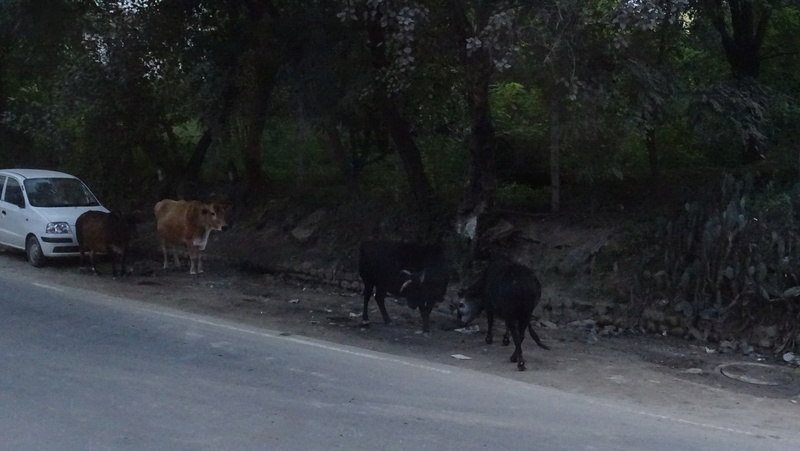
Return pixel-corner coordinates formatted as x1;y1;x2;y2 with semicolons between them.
400;279;413;293
400;270;412;276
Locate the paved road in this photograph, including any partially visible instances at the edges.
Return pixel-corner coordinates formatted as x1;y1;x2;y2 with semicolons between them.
0;273;794;450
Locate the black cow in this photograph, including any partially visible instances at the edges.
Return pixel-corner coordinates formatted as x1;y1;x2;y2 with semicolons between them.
358;240;449;334
76;210;140;277
455;258;549;371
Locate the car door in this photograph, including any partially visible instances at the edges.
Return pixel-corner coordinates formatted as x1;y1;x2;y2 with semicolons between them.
0;175;28;249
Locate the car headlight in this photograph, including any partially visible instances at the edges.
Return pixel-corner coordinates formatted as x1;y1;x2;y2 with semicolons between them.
46;222;71;234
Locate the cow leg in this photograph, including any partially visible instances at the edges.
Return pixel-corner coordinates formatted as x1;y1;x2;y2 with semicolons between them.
502;328;511;346
172;247;182;268
506;319;526;371
161;241;170;269
110;250;118;277
374;287;391;324
485;310;494;344
119;247;127;277
90;250;100;275
361;282;374;327
197;252;204;274
188;247;198;275
419;307;431;334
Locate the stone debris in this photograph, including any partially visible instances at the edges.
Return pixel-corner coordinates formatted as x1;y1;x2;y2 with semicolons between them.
451;354;472;360
541;320;558;329
454;325;480;334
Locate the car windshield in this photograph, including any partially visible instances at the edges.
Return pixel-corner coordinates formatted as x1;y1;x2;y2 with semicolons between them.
23;177;101;208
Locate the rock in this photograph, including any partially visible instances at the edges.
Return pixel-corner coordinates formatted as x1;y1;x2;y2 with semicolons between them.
567;319;596;329
685;368;703;375
290;208;326;242
642;308;666;323
556;235;610;275
688;327;706;341
541;320;558;329
599;325;619;337
719;340;737;353
481;219;516;243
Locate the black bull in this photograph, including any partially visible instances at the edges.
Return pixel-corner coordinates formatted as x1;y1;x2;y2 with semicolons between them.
358;241;449;334
455;259;549;371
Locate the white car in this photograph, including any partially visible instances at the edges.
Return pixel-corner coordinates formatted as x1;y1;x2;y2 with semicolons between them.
0;169;109;267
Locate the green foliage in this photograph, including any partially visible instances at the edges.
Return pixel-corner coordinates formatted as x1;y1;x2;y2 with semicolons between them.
495;182;550;212
641;174;800;352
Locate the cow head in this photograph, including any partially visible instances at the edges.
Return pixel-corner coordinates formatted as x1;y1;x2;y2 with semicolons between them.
398;267;449;333
453;287;483;326
398;269;423;310
201;203;229;232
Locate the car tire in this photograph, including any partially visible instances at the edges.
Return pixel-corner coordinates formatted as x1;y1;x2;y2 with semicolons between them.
26;236;45;267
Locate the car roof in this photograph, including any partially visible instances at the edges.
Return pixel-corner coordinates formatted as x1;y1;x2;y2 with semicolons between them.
0;169;79;180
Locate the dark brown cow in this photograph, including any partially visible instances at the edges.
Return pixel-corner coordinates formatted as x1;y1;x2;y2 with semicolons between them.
75;210;139;277
154;199;229;274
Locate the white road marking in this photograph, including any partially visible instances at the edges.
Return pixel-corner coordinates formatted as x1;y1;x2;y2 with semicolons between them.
32;283;65;292
146;307;453;375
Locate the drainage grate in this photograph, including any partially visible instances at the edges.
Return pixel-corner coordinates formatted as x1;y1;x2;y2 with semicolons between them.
717;362;794;386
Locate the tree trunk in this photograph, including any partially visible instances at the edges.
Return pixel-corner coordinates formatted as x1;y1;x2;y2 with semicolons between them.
242;57;279;195
240;0;283;197
549;94;562;214
365;16;435;224
646;127;659;181
448;0;497;256
320;122;358;192
703;0;770;163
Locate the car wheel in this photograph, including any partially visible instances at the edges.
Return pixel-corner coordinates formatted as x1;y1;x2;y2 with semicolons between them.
26;236;45;267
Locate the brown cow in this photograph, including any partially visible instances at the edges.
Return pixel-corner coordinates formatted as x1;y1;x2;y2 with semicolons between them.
76;210;139;277
154;199;229;274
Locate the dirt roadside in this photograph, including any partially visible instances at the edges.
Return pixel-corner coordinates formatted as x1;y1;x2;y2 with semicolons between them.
3;229;800;440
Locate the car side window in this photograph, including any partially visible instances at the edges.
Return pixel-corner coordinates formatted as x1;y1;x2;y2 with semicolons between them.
4;178;25;208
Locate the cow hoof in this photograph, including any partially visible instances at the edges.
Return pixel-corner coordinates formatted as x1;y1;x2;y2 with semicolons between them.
510;354;518;363
360;321;370;328
517;362;526;371
502;336;510;346
485;335;493;345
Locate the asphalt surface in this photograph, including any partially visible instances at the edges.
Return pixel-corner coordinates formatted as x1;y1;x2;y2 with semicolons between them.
0;273;796;450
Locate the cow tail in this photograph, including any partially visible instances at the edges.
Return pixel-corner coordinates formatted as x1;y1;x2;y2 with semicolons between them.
528;322;550;350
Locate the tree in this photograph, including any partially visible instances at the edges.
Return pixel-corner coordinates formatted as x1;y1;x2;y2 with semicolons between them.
338;0;437;227
691;0;797;163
